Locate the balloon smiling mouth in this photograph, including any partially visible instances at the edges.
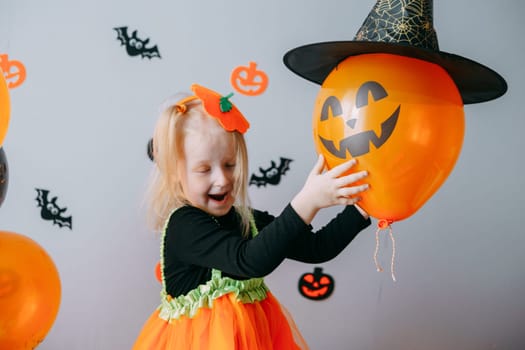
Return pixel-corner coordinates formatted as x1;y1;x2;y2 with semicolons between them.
319;105;400;158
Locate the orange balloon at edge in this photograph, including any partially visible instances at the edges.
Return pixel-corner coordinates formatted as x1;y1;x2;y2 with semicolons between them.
0;231;61;349
0;67;10;146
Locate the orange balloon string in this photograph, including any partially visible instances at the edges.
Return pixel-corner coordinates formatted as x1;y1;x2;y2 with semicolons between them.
373;219;397;282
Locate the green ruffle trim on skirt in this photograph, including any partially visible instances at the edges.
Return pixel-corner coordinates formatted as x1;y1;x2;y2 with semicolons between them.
158;269;269;321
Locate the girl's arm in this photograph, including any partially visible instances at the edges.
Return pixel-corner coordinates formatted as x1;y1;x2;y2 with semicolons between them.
253;205;371;264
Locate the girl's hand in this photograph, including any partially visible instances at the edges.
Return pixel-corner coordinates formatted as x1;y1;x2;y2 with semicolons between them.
291;155;369;224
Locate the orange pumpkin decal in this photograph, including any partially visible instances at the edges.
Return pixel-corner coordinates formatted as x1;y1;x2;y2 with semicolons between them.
298;267;334;300
230;61;268;96
314;53;465;222
0;54;26;89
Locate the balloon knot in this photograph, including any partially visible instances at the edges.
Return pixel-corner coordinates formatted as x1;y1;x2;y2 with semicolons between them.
377;219;393;229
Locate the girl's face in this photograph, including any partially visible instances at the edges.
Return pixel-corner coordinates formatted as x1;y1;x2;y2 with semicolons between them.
181;121;237;217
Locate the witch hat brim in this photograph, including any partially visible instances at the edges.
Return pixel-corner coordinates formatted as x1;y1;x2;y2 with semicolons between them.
283;41;507;104
283;0;507;105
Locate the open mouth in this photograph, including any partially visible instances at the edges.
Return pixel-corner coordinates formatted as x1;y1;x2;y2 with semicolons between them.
208;193;227;202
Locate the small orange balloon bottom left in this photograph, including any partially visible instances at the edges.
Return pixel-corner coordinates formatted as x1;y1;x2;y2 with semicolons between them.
0;231;61;349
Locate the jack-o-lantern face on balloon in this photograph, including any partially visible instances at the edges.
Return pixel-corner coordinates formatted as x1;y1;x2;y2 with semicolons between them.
313;53;465;222
318;81;400;159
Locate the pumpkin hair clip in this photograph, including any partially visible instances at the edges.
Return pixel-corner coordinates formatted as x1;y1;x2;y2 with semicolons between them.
173;84;250;134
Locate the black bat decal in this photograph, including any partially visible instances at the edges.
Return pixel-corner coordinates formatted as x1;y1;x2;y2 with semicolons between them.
113;26;161;59
250;157;293;187
35;188;72;229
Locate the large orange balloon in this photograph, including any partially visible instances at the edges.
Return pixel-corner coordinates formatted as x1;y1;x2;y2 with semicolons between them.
0;68;10;146
313;53;464;222
0;231;61;349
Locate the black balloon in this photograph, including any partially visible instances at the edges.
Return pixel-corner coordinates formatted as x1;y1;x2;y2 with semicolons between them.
0;147;8;207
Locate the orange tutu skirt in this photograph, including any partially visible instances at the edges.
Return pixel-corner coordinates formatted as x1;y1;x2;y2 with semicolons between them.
133;291;308;349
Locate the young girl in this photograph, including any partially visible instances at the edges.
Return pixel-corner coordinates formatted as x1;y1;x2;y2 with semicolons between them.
133;83;371;349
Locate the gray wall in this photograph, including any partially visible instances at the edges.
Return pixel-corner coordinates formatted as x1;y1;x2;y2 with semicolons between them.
1;0;523;349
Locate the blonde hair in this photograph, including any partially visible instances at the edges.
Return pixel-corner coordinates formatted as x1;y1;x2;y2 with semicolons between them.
146;97;252;236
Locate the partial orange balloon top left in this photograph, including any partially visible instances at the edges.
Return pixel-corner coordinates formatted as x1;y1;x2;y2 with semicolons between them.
0;67;10;146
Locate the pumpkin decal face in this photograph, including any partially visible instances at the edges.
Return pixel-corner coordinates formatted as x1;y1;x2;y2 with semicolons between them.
313;53;465;222
230;61;269;96
0;54;26;89
298;267;334;300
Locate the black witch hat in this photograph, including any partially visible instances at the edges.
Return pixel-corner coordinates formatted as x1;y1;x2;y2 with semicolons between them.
283;0;507;104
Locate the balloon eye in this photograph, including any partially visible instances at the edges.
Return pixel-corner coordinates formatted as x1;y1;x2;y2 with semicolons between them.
355;81;388;108
320;96;343;121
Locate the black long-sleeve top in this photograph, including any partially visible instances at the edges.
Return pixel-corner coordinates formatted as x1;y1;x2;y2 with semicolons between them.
163;204;371;297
